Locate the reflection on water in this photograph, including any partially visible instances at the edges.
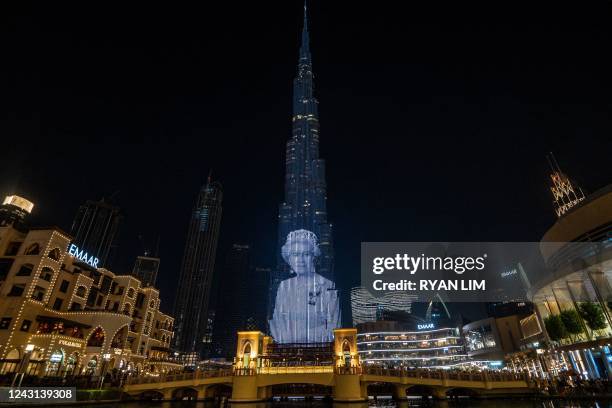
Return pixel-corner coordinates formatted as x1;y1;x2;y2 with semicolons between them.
67;399;611;408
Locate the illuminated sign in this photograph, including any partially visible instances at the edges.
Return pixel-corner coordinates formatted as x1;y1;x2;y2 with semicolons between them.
501;269;517;278
58;339;82;348
49;351;63;363
417;323;435;330
67;244;99;268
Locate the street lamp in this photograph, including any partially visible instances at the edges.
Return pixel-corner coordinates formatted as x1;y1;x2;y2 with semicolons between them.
98;353;112;389
11;344;35;387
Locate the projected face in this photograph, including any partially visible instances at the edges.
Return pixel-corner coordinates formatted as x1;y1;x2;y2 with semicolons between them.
287;243;314;276
271;229;340;343
281;230;320;276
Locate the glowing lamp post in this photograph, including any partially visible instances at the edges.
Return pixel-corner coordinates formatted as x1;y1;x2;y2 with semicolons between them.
11;344;35;387
99;353;112;389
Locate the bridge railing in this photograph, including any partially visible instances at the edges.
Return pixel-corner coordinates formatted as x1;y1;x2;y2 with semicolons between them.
361;367;528;383
126;369;233;385
258;366;334;375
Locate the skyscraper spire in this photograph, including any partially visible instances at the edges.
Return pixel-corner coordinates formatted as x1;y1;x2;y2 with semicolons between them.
300;1;311;63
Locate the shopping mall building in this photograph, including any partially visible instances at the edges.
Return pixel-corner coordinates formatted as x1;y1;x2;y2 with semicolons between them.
0;203;181;378
356;320;469;369
528;183;612;379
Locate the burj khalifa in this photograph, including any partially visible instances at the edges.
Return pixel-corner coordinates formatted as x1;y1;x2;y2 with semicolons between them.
269;4;340;343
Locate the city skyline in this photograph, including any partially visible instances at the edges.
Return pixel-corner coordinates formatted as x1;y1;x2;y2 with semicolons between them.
1;1;610;323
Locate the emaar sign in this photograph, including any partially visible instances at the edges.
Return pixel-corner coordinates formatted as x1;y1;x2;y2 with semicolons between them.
67;244;99;268
417;323;435;330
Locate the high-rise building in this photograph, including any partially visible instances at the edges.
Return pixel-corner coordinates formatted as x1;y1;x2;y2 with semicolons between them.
350;287;414;326
172;177;223;357
131;255;160;287
213;244;251;358
0;195;34;228
70;197;121;268
269;4;340;343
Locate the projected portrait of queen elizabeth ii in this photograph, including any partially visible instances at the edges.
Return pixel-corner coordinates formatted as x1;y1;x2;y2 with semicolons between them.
269;229;340;343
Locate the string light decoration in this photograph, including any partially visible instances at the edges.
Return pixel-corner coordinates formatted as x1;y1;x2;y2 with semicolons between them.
2;230;69;359
1;226;176;374
547;152;586;218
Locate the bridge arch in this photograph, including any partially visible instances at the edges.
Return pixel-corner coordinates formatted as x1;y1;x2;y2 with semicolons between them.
138;390;164;400
172;387;198;400
405;384;437;398
366;382;396;397
446;387;481;398
205;384;232;399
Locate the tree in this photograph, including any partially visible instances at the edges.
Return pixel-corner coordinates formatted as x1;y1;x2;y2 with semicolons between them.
559;309;583;337
544;314;567;341
579;302;607;331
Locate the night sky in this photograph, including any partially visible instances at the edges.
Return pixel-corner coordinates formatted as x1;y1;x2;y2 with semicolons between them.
1;2;611;322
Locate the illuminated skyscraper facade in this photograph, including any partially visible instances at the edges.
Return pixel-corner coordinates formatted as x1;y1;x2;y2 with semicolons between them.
70;197;121;268
271;5;338;336
172;178;222;357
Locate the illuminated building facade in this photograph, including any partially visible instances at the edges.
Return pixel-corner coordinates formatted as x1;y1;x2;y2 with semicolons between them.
0;195;34;229
270;4;339;343
172;177;222;357
357;321;468;369
0;224;179;377
462;315;527;369
529;183;612;379
70;197;121;268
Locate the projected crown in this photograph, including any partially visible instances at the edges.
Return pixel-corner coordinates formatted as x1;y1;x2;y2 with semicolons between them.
286;229;319;245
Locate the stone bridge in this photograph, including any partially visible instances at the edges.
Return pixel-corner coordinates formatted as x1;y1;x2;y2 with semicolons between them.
123;366;532;402
123;329;533;402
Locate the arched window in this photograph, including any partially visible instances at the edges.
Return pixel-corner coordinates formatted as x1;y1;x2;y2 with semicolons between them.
40;267;54;282
86;327;105;347
123;304;131;316
31;286;46;301
111;326;127;348
24;244;40;255
127;288;135;298
16;264;34;276
75;286;86;298
242;342;252;368
47;248;61;261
